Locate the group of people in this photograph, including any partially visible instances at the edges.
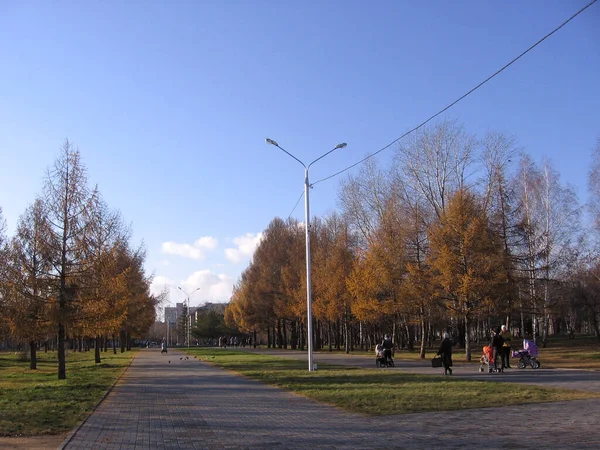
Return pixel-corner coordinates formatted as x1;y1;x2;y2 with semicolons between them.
436;324;514;375
490;325;512;372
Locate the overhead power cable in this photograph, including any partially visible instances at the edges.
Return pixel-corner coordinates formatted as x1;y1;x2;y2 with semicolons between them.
287;190;305;220
312;0;598;187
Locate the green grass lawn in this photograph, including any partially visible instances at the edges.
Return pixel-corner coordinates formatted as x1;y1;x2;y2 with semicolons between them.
186;347;600;415
0;350;135;437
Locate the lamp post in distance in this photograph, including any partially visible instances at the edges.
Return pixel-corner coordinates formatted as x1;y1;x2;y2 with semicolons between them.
265;138;347;372
177;286;200;348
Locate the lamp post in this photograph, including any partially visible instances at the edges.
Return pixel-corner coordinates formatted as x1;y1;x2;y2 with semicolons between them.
177;287;200;348
266;138;347;371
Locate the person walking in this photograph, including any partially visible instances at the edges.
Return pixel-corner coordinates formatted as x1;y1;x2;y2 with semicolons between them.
490;327;505;373
501;324;512;369
380;334;394;366
437;332;453;375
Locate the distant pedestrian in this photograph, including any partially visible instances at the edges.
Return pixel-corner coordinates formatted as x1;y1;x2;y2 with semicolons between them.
501;325;512;369
380;334;394;366
490;327;504;373
436;333;453;375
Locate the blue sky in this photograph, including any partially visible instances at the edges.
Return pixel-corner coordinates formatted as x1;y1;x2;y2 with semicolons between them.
1;1;598;309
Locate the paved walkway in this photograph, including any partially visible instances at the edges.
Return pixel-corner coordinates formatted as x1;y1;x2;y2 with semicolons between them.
60;348;600;450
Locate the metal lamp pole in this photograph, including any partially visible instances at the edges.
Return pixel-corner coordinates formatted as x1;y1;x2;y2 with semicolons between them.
266;138;347;371
178;287;200;348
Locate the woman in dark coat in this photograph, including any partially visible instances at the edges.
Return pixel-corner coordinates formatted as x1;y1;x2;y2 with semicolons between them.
490;327;505;373
437;333;453;375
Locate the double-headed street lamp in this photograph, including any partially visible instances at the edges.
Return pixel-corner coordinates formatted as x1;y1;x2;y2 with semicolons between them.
266;138;347;372
178;286;200;348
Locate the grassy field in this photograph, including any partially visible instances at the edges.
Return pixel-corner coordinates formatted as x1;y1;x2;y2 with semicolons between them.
185;345;600;416
0;350;135;437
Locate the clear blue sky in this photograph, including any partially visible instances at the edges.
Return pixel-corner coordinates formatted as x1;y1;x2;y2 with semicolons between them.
1;1;598;308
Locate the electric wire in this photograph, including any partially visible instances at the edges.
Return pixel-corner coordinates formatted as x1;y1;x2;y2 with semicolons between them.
287;190;305;220
312;0;598;187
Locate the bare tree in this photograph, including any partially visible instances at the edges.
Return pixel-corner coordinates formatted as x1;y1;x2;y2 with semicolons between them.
513;154;581;345
0;208;9;340
41;140;98;379
395;119;476;220
588;137;600;236
338;158;390;249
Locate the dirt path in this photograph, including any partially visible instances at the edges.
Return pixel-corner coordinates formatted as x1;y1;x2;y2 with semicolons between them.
0;434;67;449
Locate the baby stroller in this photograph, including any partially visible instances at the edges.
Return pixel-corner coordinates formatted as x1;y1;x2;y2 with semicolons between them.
479;345;501;373
513;339;540;369
375;343;394;367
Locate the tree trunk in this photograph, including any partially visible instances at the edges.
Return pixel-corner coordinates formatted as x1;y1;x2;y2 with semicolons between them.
315;320;321;351
419;318;426;358
120;330;126;353
95;336;101;364
290;321;297;350
267;325;272;348
29;341;37;370
464;315;472;361
58;322;66;379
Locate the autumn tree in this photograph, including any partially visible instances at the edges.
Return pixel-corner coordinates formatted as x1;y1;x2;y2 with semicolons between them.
312;213;356;352
480;132;520;329
118;245;158;352
346;248;392;344
4;199;54;369
428;189;506;360
41;140;99;379
74;198;129;362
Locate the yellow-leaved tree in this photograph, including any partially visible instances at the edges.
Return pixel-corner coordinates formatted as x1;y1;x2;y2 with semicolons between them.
428;189;506;360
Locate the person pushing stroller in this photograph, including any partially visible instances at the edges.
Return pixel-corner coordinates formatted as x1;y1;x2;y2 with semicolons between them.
379;334;394;367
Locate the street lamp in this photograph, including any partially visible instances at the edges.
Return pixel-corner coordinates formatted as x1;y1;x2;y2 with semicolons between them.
266;138;347;371
177;286;200;348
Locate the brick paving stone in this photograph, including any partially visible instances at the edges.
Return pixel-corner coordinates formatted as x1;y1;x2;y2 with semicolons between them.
59;348;600;450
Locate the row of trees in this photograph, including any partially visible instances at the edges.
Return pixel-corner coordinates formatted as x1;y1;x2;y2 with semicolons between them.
0;140;162;378
226;121;600;360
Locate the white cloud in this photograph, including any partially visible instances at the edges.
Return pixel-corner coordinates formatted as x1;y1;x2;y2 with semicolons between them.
161;236;219;260
225;232;263;263
179;270;234;304
150;275;173;298
194;236;218;249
